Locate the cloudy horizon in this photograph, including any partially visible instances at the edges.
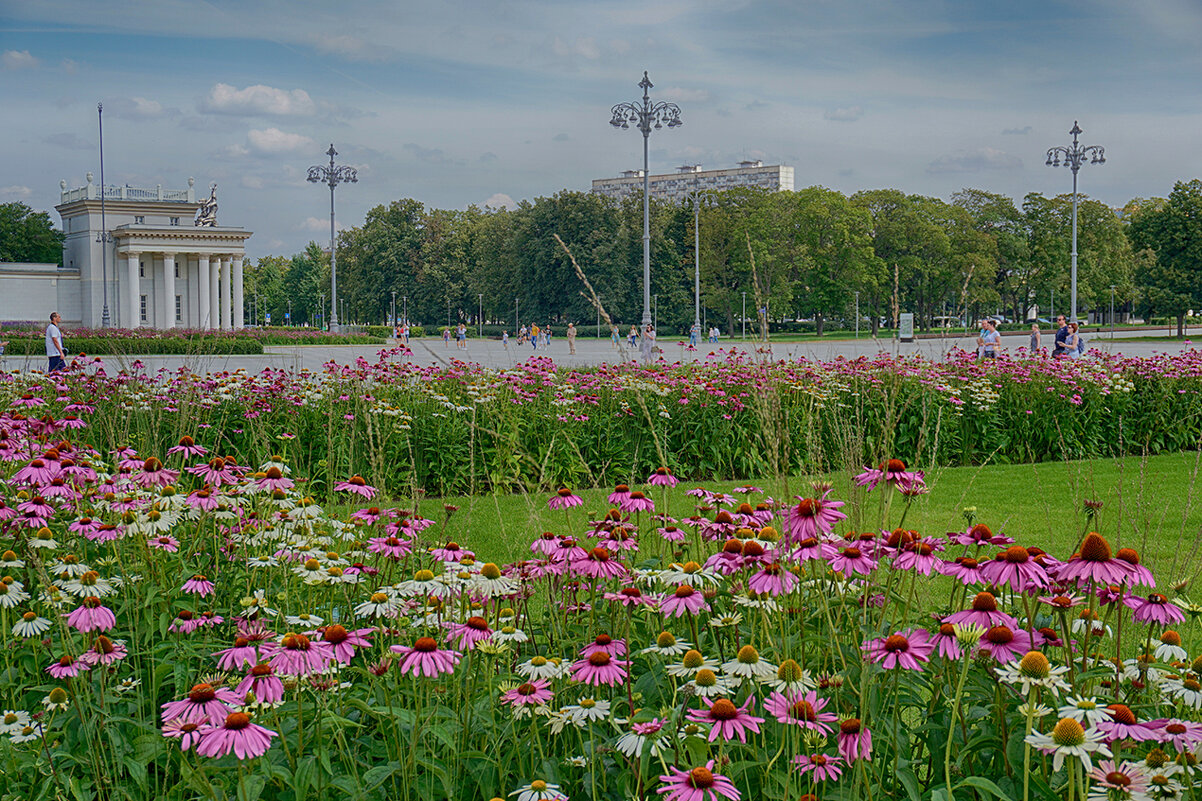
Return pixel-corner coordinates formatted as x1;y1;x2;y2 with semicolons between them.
2;0;1201;257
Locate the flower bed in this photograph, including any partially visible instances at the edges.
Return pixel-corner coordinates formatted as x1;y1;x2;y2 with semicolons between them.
0;326;384;353
3;348;1201;498
0;410;1197;800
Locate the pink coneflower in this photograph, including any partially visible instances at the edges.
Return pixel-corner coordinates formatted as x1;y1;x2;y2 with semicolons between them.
571;546;628;580
169;610;204;635
79;635;127;666
580;633;627;658
530;531;561;556
1095;704;1160;743
660;585;711;618
792;753;845;782
46;653;89;679
838;718;873;763
893;539;945;575
161;718;203;751
647;467;679;487
1038;593;1086;612
214;637;258;671
862;629;935;671
256;466;294;493
1113;547;1155;588
949;523;1013;547
762;690;836;733
390;636;462;678
1124;593;1186;625
264;632;332;676
548;487;584;510
187;457;239;487
943;592;1019;630
445;616;494;650
167;435;208;458
236;664;286;705
621;490;655;514
148;534;180;552
656;761;740;801
430;541;474;563
186;488;221;512
785;495;847;543
13;457;57;485
182;575;216;598
66;596;116;633
196;711;276;760
1055;534;1131;586
933;623;963;659
501;680;553;709
789;536;835;564
828;546;878;576
1150;718;1202;753
133;457;179;488
604;586;656;608
658;524;687;542
687;696;765;743
315;624;372;665
161;683;241;724
1088;760;1150;799
853;459;923;492
980;546;1051;592
570;651;629;686
607;483;632;506
599;527;639;552
367;535;412;560
975;626;1032;663
333;475;376;499
748;563;797;596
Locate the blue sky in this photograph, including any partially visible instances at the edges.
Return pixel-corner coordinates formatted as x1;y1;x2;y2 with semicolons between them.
2;0;1200;257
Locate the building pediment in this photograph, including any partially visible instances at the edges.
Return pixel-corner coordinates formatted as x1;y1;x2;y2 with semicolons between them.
113;225;253;251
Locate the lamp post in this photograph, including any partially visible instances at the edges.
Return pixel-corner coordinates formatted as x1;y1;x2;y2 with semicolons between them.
307;143;357;332
681;165;713;337
653;294;658;333
609;72;682;328
1046;122;1105;324
95;102;113;328
403;295;407;327
1110;285;1116;340
287;298;291;326
391;290;397;333
855;291;861;339
318;292;325;329
742;292;747;340
478;294;483;338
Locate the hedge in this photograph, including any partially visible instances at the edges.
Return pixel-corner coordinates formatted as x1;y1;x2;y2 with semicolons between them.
2;336;264;356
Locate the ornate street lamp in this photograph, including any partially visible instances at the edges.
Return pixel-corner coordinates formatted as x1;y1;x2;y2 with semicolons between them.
609;72;682;327
96;102;112;327
307;144;357;331
1046;122;1105;324
681;165;715;338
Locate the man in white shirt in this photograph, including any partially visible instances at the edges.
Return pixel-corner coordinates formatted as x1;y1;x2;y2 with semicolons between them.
45;312;65;373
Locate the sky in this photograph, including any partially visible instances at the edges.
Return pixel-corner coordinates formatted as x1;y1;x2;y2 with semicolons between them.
2;0;1201;259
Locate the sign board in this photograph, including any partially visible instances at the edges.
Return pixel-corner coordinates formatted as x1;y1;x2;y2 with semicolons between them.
285;312;291;320
265;313;271;324
899;312;915;342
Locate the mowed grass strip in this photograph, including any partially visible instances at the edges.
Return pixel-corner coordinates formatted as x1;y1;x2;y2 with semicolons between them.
405;452;1202;584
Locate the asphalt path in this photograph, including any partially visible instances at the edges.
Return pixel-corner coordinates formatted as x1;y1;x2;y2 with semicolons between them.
6;328;1199;376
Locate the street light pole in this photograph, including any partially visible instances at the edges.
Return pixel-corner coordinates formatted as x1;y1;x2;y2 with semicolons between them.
610;72;682;328
307;144;357;332
318;292;325;329
478;294;483;338
654;294;658;333
96;102;113;328
403;295;408;327
742;292;747;340
391;290;397;333
1046;122;1105;324
681;165;711;337
855;291;860;339
1110;285;1116;340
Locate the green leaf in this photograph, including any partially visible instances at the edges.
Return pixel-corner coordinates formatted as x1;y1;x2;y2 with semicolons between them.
897;768;922;801
956;775;1015;801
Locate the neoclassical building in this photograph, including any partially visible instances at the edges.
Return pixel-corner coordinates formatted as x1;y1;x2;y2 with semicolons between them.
54;175;252;329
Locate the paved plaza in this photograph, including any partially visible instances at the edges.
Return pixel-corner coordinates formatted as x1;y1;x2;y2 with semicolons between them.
5;328;1199;376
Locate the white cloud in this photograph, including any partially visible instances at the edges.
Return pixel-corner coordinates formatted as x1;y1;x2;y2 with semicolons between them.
662;86;711;103
247;128;316;155
301;216;343;232
106;96;167;119
1001;125;1032;135
2;50;38;69
551;36;600;59
824;106;863;122
0;185;33;200
481;193;517;210
60;58;77;74
199;83;316;117
927;147;1023;174
310;33;390;62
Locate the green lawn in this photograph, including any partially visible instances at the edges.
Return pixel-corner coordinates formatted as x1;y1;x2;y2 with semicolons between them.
406;452;1202;586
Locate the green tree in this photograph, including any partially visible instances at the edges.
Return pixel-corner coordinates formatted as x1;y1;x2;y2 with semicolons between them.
0;202;63;264
1128;179;1202;336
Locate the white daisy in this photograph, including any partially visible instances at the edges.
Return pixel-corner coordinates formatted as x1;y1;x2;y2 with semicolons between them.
665;651;720;679
1058;696;1113;727
0;710;31;735
353;592;398;620
722;645;777;681
11;612;52;638
562;697;610;724
996;652;1073;695
508;779;568;801
1025;717;1112;771
640;632;693;657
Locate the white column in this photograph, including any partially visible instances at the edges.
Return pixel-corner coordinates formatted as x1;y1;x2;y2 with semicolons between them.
126;251;141;328
161;252;176;329
209;256;221;330
198;255;211;330
232;256;244;329
220;257;232;330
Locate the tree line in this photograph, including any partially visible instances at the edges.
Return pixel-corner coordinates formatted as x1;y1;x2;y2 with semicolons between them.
3;179;1199;334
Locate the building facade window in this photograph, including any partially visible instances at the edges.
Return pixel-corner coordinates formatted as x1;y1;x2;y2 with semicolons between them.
139;264;145;277
140;295;148;323
134;216;145;224
175;295;182;322
170;217;180;226
174;264;180;278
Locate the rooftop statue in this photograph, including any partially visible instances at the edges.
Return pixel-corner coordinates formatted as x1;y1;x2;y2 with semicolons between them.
195;183;218;227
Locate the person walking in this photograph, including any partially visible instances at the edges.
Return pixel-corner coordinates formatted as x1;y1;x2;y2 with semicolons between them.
611;326;619;349
502;330;509;349
628;325;638;348
980;319;1000;359
443;327;452;348
640;323;655;363
566;323;576;355
689;321;700;347
1052;315;1069;357
1029;323;1041;353
45;312;66;373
